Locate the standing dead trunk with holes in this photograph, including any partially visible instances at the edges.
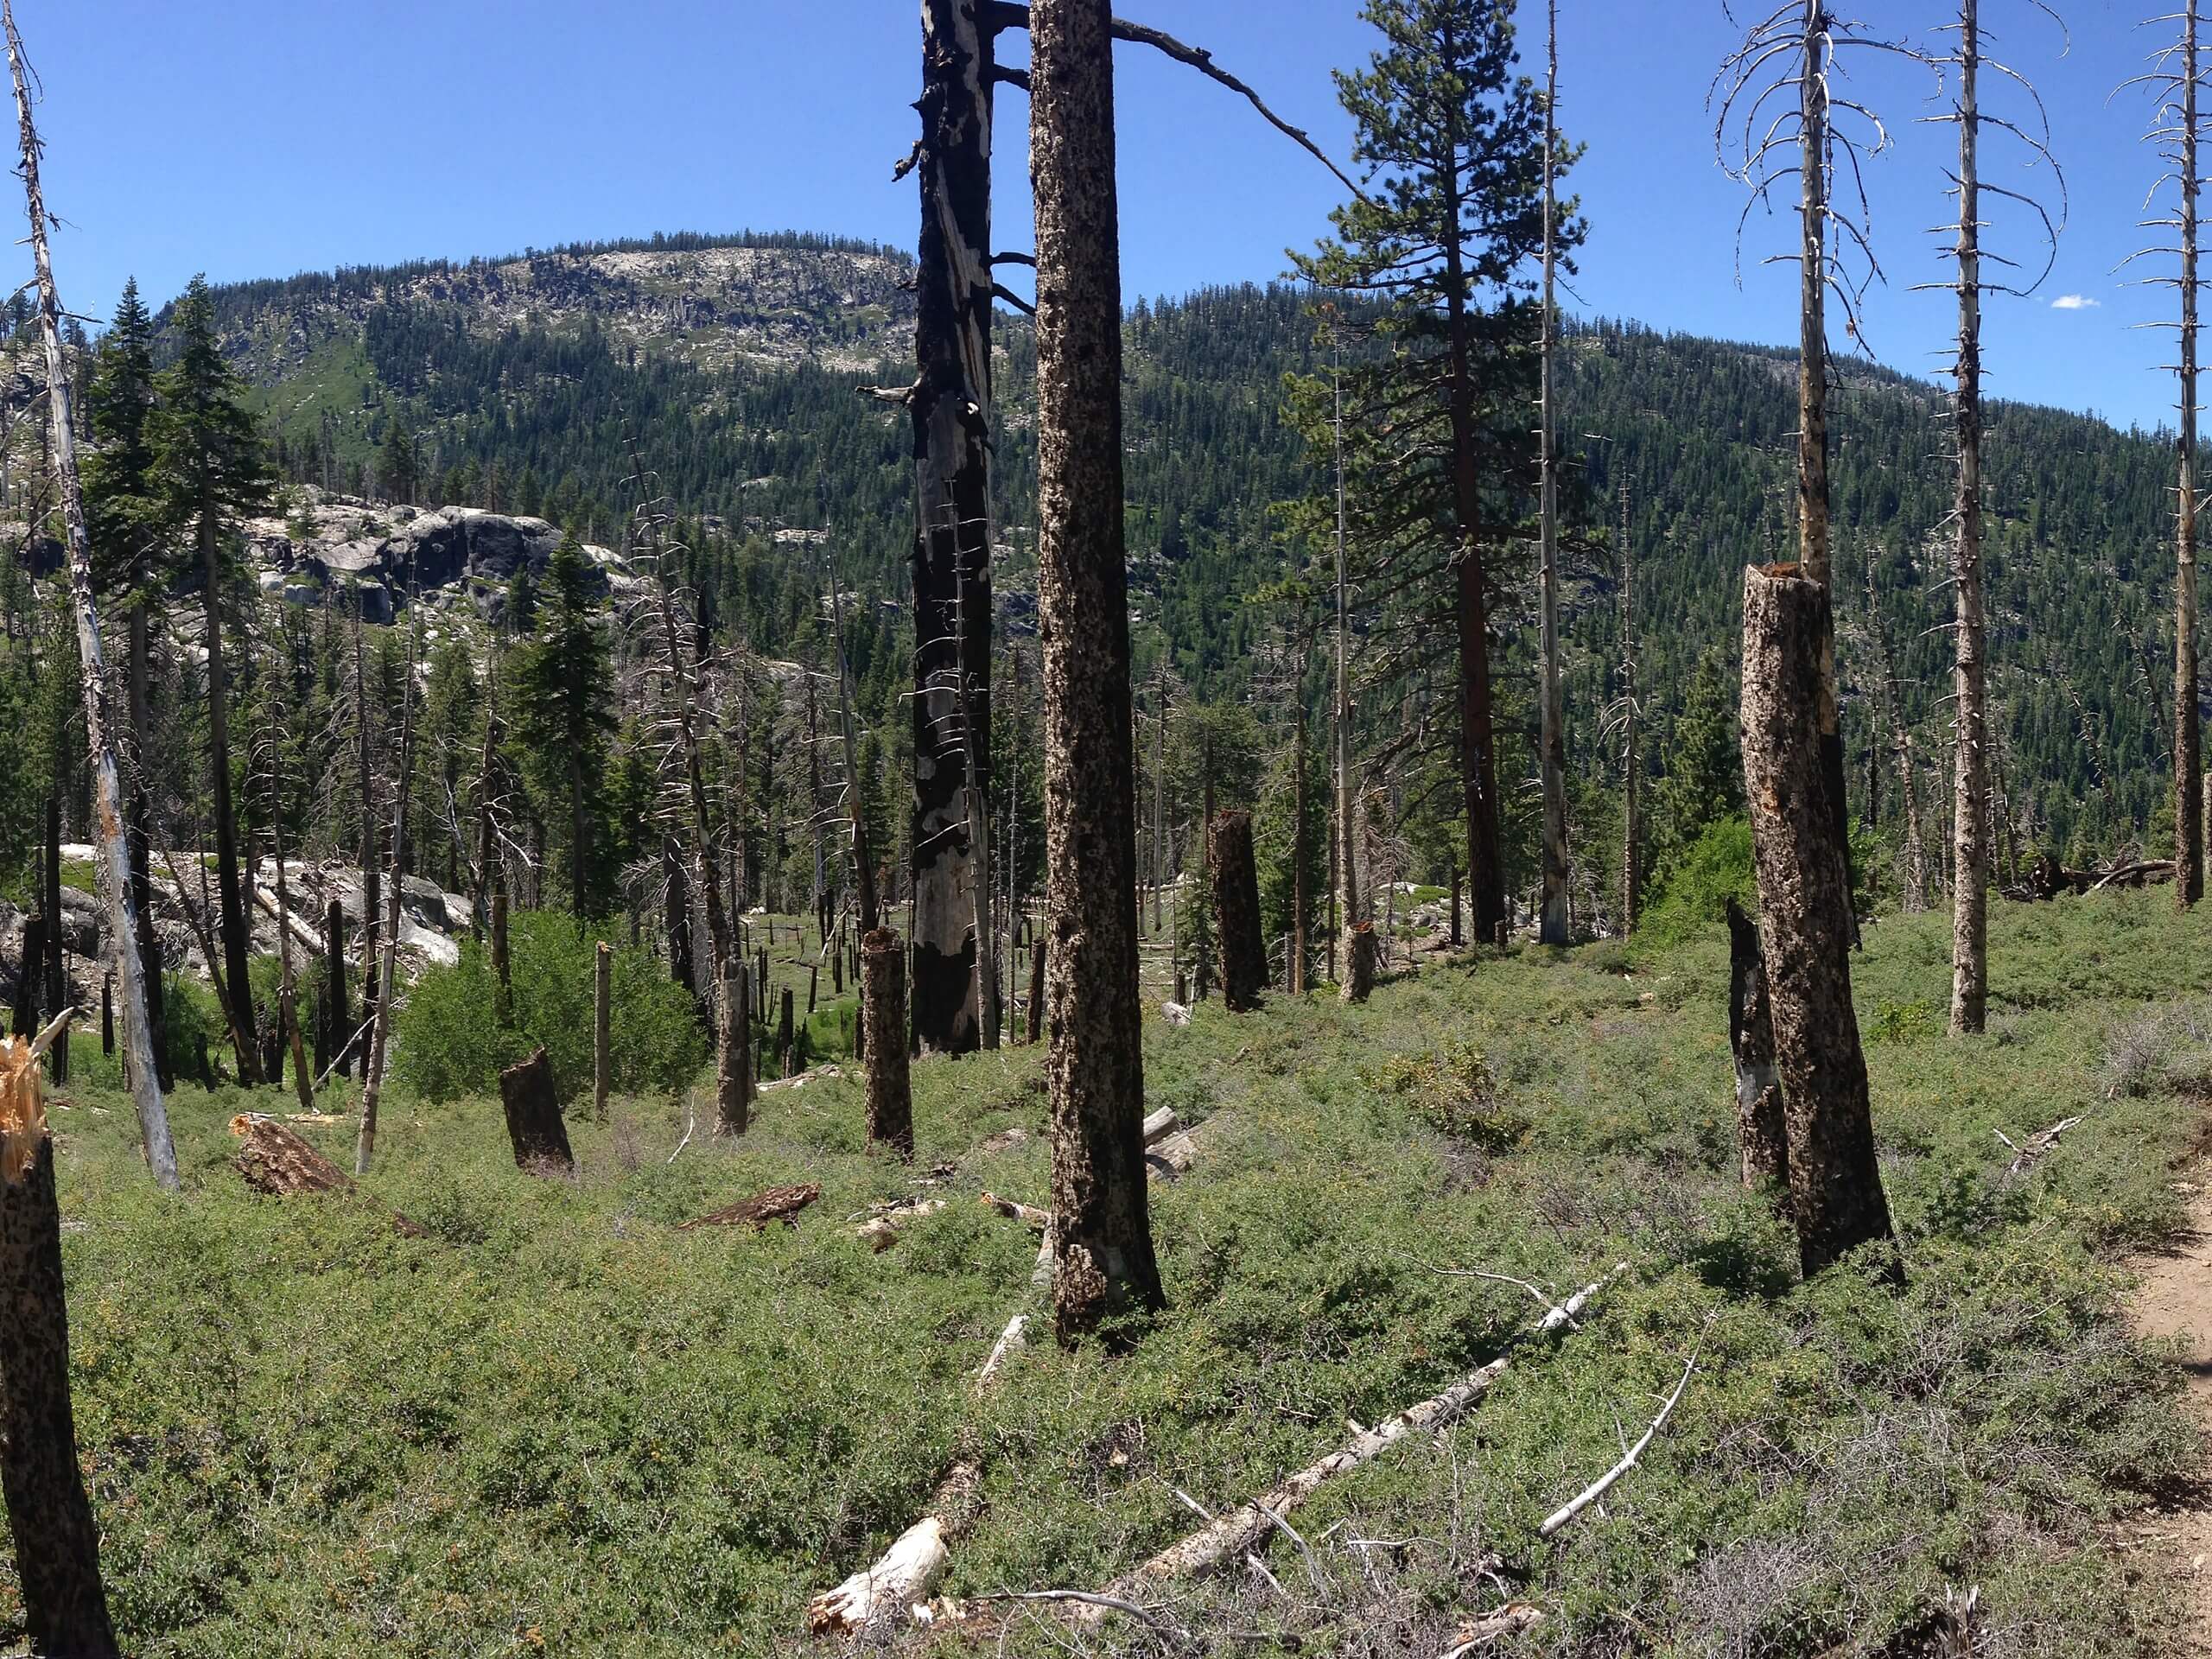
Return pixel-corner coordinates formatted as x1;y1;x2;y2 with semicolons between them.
908;0;997;1055
1949;0;1993;1022
5;7;174;1187
1031;0;1165;1343
1618;483;1640;935
2179;7;2206;910
1211;810;1265;1012
1741;570;1892;1275
1726;898;1789;1198
0;1027;121;1657
861;927;913;1158
717;968;751;1135
1342;919;1377;1004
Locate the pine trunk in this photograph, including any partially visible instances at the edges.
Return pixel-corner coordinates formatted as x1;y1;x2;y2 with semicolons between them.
1740;569;1893;1276
2180;6;2204;908
1535;0;1570;947
1031;0;1165;1344
127;599;168;1088
1211;810;1265;1012
1726;898;1789;1198
1027;934;1046;1043
0;1034;120;1657
1342;919;1377;1005
909;0;995;1055
200;514;260;1082
716;969;751;1135
1950;0;1991;1024
861;926;913;1158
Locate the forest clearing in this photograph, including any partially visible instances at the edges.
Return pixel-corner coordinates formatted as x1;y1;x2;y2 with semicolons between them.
8;0;2212;1651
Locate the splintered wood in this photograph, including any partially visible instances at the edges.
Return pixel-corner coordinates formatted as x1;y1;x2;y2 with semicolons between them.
677;1183;821;1232
229;1116;355;1196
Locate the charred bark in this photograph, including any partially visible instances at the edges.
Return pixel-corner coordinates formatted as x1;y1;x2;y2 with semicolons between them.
1342;919;1377;1005
861;926;914;1159
1210;810;1264;1012
498;1047;574;1174
1725;898;1789;1200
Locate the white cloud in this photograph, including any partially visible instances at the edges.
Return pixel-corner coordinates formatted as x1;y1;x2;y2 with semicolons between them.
2050;293;2101;310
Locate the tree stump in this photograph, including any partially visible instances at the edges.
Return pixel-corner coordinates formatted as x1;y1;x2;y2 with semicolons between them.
1027;935;1047;1044
1725;899;1789;1204
1211;810;1266;1012
0;1035;120;1658
1740;568;1893;1276
861;927;912;1159
1341;921;1377;1004
497;1048;574;1174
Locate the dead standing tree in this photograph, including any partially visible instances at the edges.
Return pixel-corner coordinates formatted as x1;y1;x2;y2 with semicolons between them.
1027;0;1166;1344
1715;0;1899;1276
2122;3;2209;910
1535;0;1572;946
5;5;175;1189
1917;0;2064;1032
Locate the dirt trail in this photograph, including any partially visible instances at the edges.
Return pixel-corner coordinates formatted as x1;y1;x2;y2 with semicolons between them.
2130;1159;2212;1651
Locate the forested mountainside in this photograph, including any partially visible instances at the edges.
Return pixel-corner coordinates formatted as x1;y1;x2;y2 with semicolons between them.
193;231;2173;862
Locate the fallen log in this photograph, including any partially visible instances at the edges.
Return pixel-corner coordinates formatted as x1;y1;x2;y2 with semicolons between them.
979;1192;1050;1230
1141;1104;1180;1145
497;1048;574;1174
229;1114;352;1195
1994;1116;2081;1176
677;1182;822;1233
1436;1605;1546;1656
1536;1327;1704;1537
1077;1265;1627;1617
857;1198;946;1253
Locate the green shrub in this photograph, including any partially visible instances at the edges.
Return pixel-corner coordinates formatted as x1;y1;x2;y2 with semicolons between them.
394;911;706;1104
1369;1040;1529;1150
1637;814;1758;951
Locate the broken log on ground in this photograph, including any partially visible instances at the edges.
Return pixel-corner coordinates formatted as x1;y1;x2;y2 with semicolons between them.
226;1115;429;1236
677;1183;822;1233
497;1047;574;1174
857;1198;947;1253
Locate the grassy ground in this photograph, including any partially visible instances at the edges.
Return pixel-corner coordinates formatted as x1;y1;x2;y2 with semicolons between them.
13;888;2212;1656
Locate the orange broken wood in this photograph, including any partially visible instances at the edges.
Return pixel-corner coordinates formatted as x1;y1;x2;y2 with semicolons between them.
226;1115;427;1236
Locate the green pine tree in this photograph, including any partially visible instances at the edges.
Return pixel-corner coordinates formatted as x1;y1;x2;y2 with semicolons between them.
511;536;614;917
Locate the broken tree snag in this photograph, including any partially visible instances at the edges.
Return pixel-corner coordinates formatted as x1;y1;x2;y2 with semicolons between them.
229;1114;353;1195
677;1182;822;1233
1026;935;1047;1044
1724;898;1789;1203
0;1032;121;1658
862;927;914;1159
1739;569;1894;1276
1033;0;1166;1345
1211;810;1265;1012
716;968;750;1137
497;1047;574;1175
1341;920;1377;1005
858;1198;948;1253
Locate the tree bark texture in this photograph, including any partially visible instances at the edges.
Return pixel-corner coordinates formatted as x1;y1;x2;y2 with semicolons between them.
1027;935;1047;1044
498;1047;574;1174
908;0;996;1055
1341;919;1377;1005
1210;810;1265;1012
2180;3;2205;909
861;926;913;1159
594;940;611;1119
322;897;347;1077
41;797;65;1085
1725;898;1789;1198
1031;0;1165;1343
0;1032;120;1657
716;969;750;1135
1535;0;1570;947
1740;569;1892;1276
1948;0;1991;1027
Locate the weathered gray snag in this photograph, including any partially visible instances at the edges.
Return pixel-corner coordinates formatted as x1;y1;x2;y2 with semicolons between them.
498;1047;574;1174
1725;898;1789;1200
1740;569;1892;1275
0;1026;122;1657
1030;0;1164;1342
861;926;913;1159
1341;920;1377;1006
1210;810;1265;1012
4;1;174;1187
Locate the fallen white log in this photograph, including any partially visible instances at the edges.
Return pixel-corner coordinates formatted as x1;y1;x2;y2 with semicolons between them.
1142;1105;1180;1145
1536;1329;1704;1538
976;1313;1028;1392
856;1198;947;1253
251;884;326;957
1161;1001;1192;1027
979;1192;1051;1230
1078;1265;1627;1616
805;1513;953;1634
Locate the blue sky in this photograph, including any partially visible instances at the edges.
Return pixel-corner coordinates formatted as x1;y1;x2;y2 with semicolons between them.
11;0;2185;430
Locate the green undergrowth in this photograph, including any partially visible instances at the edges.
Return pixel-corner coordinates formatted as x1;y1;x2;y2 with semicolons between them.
13;889;2212;1656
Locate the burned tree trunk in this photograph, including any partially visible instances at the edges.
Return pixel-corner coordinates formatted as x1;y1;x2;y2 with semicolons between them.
716;969;751;1135
1031;0;1165;1342
1341;919;1377;1006
1027;935;1047;1043
1740;569;1892;1276
908;0;997;1056
41;797;65;1085
861;926;913;1159
2180;4;2205;910
778;986;796;1078
0;1027;120;1658
1210;810;1265;1012
498;1047;574;1173
322;896;346;1077
1725;898;1789;1199
1948;0;1992;1027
